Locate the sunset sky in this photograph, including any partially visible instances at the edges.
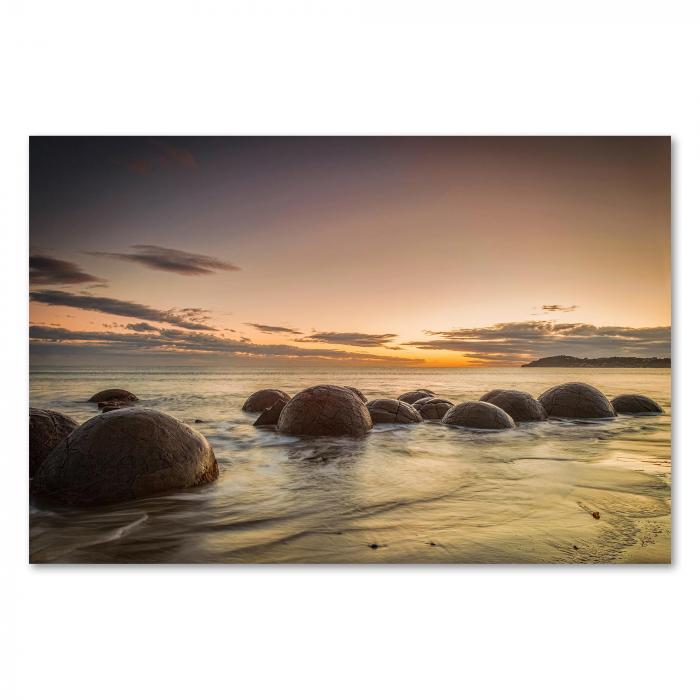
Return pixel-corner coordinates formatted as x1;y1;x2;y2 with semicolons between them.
29;136;671;367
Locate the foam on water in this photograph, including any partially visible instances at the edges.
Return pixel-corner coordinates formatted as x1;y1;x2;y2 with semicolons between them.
29;367;671;563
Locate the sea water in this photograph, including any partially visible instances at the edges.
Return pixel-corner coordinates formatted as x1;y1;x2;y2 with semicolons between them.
29;367;671;564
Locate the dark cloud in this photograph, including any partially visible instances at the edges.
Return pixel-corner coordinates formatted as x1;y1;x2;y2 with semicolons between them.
407;321;671;363
126;322;160;332
29;290;216;331
541;304;578;313
246;323;302;335
29;325;419;364
298;331;398;347
29;255;106;286
90;245;240;276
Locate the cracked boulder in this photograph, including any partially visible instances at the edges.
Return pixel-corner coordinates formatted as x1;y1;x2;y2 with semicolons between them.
88;388;138;404
345;386;368;403
253;399;287;426
611;394;663;414
397;389;435;404
414;397;453;420
278;384;372;437
242;388;291;412
29;408;79;477
479;389;547;422
32;407;219;506
538;382;615;419
366;398;422;424
442;401;515;430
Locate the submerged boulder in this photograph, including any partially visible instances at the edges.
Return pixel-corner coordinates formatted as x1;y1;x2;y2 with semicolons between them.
366;398;422;424
415;398;454;420
242;388;291;412
345;386;368;403
253;399;286;427
278;384;372;437
442;401;515;430
611;394;663;414
538;382;615;419
32;407;219;506
29;408;79;477
479;389;547;422
397;389;435;404
88;388;138;404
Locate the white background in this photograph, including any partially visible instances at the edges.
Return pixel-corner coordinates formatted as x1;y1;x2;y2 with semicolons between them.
1;2;698;698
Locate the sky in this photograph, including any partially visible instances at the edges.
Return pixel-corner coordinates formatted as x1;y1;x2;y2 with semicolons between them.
29;136;671;367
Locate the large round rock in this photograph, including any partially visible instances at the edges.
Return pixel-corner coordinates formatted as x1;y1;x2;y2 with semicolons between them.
442;401;515;430
32;407;219;506
29;408;79;477
611;394;663;414
366;399;422;424
538;382;615;419
415;398;453;420
397;389;435;404
345;386;368;403
278;385;372;437
242;388;291;412
479;389;547;422
88;388;138;404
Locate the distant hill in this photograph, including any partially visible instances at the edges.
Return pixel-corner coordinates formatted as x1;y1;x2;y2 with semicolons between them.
522;355;671;368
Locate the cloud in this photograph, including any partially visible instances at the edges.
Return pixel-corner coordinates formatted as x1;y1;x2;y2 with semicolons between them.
298;331;398;347
540;304;578;313
125;322;159;332
29;325;419;364
246;323;302;335
406;321;670;364
29;289;216;331
90;245;240;276
29;255;106;286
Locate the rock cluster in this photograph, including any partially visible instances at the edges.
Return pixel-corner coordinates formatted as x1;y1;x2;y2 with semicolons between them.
538;382;616;419
479;389;547;422
29;408;79;477
32;407;218;506
278;385;372;437
366;399;422;424
242;388;291;412
442;401;515;430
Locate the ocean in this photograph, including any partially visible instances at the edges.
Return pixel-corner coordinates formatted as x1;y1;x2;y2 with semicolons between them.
29;366;671;564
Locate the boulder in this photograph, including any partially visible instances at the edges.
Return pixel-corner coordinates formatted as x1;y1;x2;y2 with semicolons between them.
538;382;616;419
415;397;454;420
253;399;286;426
478;389;547;422
345;386;368;403
366;399;422;424
242;388;291;412
278;384;372;437
32;407;219;506
101;403;123;413
442;401;515;430
611;394;663;414
88;388;138;404
29;408;79;477
397;389;435;404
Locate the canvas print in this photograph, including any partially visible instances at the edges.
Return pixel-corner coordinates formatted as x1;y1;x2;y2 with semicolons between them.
29;136;671;563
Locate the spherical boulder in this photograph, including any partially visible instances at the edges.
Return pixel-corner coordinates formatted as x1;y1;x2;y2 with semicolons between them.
366;399;422;424
442;401;515;430
29;408;79;477
278;385;372;437
397;389;435;404
88;388;138;404
32;407;219;506
242;388;291;412
478;389;547;422
538;382;615;419
415;398;454;420
345;386;368;403
253;399;286;427
611;394;663;414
